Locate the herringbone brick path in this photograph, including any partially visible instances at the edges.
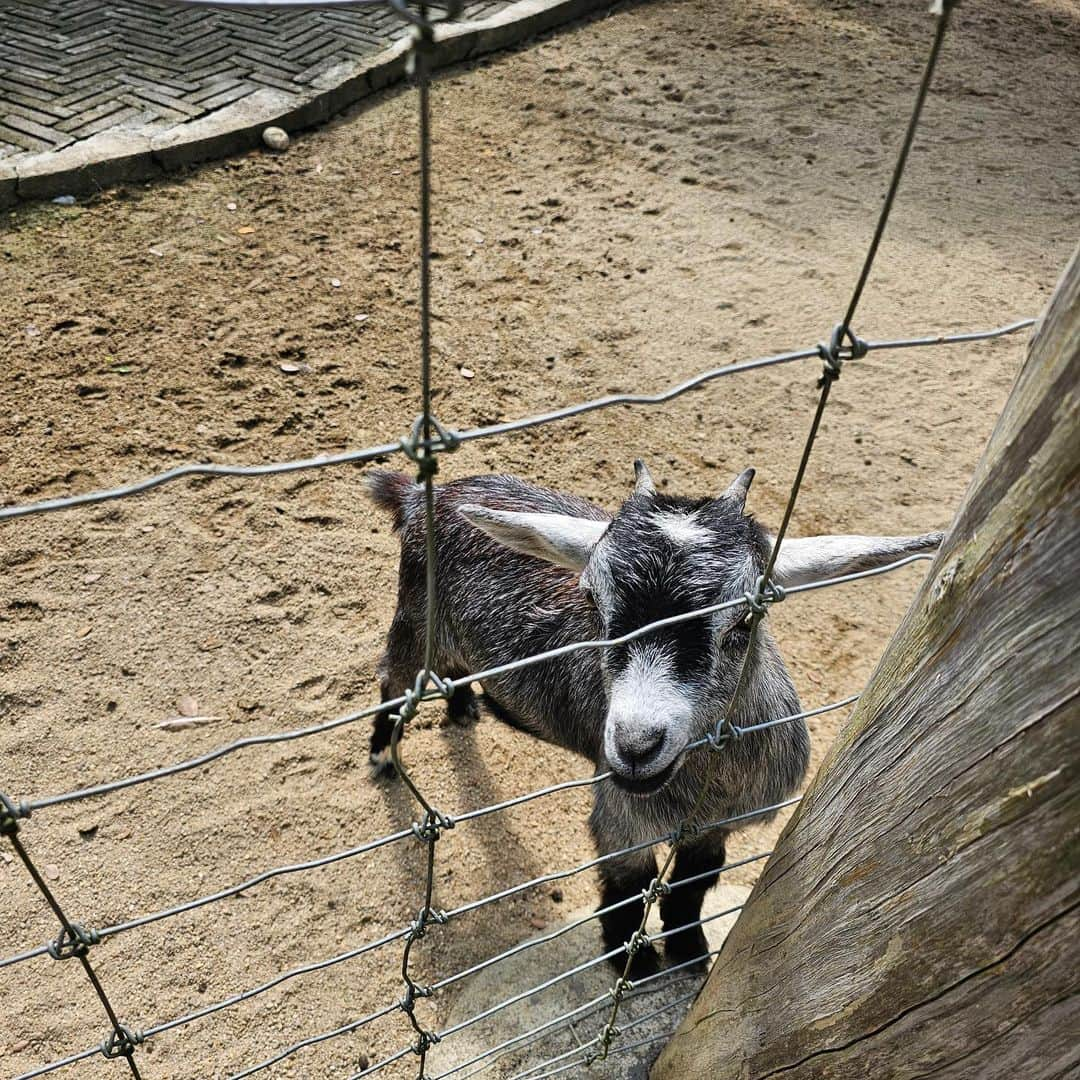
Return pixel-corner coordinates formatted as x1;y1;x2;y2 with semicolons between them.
0;0;506;163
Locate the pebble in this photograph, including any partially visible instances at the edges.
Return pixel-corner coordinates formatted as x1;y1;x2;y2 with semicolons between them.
177;695;200;718
226;202;237;211
11;1039;30;1053
51;195;76;206
330;278;342;288
262;126;290;151
459;366;475;379
44;864;60;881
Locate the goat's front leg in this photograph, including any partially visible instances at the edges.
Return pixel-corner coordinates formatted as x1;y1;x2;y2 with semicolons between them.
659;834;726;970
590;807;661;978
370;611;424;777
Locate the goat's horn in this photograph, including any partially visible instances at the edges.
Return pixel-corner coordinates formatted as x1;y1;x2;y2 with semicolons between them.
633;459;656;497
723;468;755;510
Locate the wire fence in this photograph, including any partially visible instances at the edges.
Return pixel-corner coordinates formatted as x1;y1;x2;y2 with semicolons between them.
0;0;1032;1077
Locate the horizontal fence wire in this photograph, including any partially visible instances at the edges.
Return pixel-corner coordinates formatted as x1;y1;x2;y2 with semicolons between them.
447;951;726;1080
11;559;907;819
9;796;789;1077
1;695;838;988
506;990;698;1080
349;910;737;1080
0;320;1031;526
520;1031;677;1080
444;971;710;1080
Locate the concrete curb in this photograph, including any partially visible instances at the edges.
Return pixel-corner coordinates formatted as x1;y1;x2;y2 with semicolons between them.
3;0;613;208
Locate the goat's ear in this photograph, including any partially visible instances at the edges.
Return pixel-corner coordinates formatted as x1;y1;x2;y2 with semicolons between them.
458;504;608;572
768;532;944;588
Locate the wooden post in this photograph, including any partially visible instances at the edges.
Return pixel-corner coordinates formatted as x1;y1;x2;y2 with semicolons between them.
652;249;1079;1080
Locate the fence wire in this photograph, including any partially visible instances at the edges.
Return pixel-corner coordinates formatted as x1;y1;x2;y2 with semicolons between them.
0;0;1024;1077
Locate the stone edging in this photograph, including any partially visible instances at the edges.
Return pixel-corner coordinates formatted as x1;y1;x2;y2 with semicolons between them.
0;0;612;209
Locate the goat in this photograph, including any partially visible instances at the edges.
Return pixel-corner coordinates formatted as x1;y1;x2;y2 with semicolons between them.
366;462;941;974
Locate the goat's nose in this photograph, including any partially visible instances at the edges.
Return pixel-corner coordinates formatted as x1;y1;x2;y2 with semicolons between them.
616;721;666;766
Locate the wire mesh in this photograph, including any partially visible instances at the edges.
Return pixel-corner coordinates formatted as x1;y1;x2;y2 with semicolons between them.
0;0;1017;1077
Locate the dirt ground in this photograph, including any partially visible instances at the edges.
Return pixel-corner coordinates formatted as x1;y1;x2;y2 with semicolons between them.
1;0;1077;1077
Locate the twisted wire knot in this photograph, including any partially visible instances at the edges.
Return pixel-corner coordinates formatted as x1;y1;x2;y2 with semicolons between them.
416;668;453;702
100;1025;143;1059
411;809;454;843
743;574;787;618
0;791;29;835
625;929;651;955
411;1029;441;1056
641;876;671;904
47;922;101;961
399;415;461;476
708;721;744;751
669;820;700;846
407;904;450;945
817;322;868;385
401;980;434;1013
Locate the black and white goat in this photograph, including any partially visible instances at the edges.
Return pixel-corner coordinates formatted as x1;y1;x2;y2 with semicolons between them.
367;463;940;973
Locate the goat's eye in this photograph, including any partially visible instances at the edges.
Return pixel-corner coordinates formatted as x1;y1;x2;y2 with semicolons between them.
721;614;753;651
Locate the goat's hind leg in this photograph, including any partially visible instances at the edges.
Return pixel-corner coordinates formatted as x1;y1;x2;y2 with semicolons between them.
445;678;480;727
370;612;423;778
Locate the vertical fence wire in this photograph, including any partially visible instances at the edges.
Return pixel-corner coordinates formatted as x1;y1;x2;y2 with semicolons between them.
593;0;959;1058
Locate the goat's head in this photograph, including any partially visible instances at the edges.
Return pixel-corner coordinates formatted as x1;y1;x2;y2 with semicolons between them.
459;462;942;797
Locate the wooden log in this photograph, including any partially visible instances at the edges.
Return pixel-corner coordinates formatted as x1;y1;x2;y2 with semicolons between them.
651;249;1080;1080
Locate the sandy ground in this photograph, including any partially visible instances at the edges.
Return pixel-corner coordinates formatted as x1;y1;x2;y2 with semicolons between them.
1;0;1077;1077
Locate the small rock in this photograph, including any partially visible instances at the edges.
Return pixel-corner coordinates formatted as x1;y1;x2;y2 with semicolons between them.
76;625;92;639
354;313;369;323
355;1055;369;1072
279;363;303;374
83;572;102;585
226;202;237;212
11;1038;30;1053
51;195;76;206
550;887;563;903
529;915;546;930
262;126;290;151
77;822;98;840
148;247;165;258
459;366;475;379
177;695;200;718
44;864;60;881
330;278;342;288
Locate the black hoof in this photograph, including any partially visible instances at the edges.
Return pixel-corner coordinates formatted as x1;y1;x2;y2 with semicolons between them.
368;748;397;779
446;686;481;727
663;926;710;971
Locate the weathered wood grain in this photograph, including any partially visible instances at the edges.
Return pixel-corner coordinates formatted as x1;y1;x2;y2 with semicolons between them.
652;248;1080;1080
